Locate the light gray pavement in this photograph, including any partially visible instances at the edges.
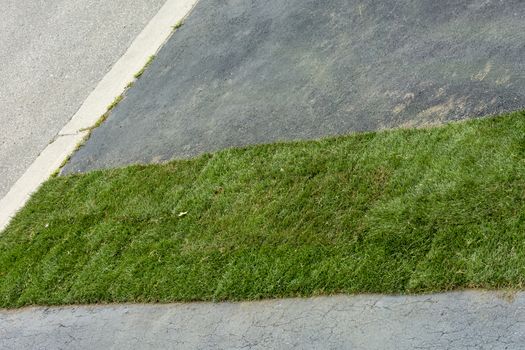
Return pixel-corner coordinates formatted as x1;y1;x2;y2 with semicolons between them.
0;0;166;198
64;0;525;173
4;2;525;349
2;291;524;349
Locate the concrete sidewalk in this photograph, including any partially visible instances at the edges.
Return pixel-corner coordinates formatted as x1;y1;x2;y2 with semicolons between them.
1;291;524;349
0;0;199;232
0;0;165;198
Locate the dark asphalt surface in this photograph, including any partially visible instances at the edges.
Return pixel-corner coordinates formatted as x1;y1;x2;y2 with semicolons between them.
64;0;525;173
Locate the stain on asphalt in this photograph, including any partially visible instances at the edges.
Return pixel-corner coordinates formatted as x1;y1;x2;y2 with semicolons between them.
63;0;525;173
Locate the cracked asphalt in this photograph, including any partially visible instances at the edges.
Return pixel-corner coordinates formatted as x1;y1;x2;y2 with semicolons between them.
1;291;524;349
64;0;525;173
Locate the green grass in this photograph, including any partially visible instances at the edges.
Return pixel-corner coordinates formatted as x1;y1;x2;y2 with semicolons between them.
1;112;525;308
172;19;184;31
90;94;124;130
134;55;155;79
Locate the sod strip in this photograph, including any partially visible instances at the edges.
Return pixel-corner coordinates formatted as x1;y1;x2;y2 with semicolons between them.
1;112;525;308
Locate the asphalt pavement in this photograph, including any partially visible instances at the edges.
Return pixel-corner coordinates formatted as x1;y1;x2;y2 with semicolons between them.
0;0;165;198
2;291;524;349
63;0;525;173
3;1;525;349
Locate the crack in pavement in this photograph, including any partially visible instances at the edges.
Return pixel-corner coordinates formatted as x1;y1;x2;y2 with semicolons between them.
1;291;524;349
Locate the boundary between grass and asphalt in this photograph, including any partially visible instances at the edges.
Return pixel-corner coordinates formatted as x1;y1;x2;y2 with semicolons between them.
0;0;199;233
2;112;524;307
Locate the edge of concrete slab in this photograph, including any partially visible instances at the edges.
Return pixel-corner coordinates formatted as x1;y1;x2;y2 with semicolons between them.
0;132;88;231
0;0;199;233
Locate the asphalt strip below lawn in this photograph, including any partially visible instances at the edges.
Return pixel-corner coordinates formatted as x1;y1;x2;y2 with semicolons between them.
1;111;525;308
2;291;525;349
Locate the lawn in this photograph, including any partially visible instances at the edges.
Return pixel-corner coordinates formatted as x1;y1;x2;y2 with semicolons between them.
1;111;524;308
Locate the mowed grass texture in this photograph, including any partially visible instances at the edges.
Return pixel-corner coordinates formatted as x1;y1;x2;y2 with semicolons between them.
1;112;525;308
